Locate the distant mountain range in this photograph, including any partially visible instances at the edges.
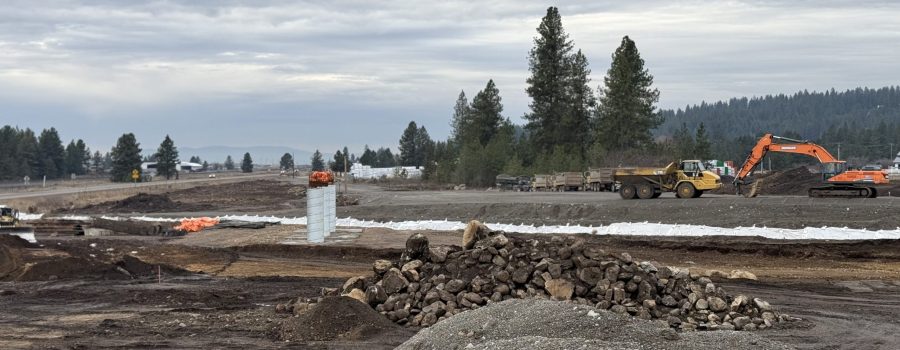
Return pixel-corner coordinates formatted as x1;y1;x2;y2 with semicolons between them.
179;146;323;166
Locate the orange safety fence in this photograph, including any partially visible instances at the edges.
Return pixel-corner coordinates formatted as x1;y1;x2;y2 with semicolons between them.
174;217;220;232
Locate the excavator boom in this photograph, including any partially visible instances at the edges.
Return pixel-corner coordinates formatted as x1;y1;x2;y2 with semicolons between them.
734;134;888;198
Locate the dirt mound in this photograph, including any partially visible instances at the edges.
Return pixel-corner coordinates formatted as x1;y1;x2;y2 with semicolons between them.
0;234;36;249
277;296;403;342
756;166;820;195
59;192;212;214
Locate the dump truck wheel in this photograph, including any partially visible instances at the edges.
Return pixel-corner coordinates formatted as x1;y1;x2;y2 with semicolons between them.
676;183;695;199
619;185;637;199
636;183;655;199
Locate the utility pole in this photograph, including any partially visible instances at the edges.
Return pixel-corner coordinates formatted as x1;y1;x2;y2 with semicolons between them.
836;143;841;160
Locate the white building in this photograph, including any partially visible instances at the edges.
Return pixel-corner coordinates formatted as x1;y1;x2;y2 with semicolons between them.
349;163;422;179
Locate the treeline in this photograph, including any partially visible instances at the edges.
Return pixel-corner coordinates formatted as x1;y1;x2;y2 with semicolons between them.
660;87;900;167
0;126;260;182
0;126;92;180
397;7;669;186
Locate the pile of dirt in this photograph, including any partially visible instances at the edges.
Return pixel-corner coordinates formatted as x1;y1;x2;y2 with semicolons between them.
329;227;794;331
755;166;820;195
169;179;306;211
399;299;791;350
277;296;406;342
58;192;212;214
0;236;188;281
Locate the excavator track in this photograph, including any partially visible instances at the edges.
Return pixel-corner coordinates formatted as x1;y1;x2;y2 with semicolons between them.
808;185;877;198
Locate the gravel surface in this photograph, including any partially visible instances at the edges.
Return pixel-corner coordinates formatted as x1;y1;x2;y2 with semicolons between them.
398;299;792;350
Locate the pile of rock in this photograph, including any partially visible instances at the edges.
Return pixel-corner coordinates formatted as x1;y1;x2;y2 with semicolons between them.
317;222;792;331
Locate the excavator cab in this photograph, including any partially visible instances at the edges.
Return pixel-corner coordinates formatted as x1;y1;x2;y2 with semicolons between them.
822;162;845;181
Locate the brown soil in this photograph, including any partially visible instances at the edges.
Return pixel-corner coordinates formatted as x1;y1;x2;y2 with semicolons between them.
58;179;306;214
277;296;411;342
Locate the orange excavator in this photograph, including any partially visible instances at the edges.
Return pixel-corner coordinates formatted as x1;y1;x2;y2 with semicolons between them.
734;133;889;198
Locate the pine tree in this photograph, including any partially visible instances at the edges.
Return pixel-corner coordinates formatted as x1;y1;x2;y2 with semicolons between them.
595;36;662;150
414;126;434;167
673;123;695;160
694;122;711;160
565;49;596;159
450;90;472;144
342;146;351;169
525;6;573;153
38;128;66;178
155;135;179;179
470;79;504;147
224;155;235;170
110;133;142;182
398;121;418;166
65;141;83;176
311;150;325;171
201;161;209;171
189;156;200;163
17;129;40;178
375;148;396;167
330;150;345;172
279;153;294;170
359;145;376;166
240;152;253;173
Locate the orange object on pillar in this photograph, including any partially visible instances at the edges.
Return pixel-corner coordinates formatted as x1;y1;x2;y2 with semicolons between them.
309;171;334;188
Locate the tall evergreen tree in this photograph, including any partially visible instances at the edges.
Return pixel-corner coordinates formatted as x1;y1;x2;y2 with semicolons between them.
342;146;351;169
279;153;294;170
375;147;396;167
224;155;235;170
524;6;573;154
450;90;471;144
565;49;596;159
64;141;84;176
17;129;40;178
110;133;142;182
694;122;711;160
38;128;66;178
673;123;695;160
470;79;504;147
414;126;434;167
398;121;418;166
595;36;662;150
92;150;104;173
156;135;179;179
240;152;253;173
311;150;325;171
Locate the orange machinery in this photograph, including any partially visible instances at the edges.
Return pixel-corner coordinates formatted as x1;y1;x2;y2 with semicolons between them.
734;133;889;198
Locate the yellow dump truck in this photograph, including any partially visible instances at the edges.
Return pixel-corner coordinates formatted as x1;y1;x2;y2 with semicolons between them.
613;160;722;199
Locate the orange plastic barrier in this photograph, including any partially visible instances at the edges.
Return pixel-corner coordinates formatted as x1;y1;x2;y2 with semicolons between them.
174;217;220;232
309;171;334;188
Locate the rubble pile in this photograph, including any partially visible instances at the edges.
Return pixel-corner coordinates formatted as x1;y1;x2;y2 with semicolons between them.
331;222;793;332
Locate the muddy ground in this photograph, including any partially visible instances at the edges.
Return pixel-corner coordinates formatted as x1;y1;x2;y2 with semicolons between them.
3;179;900;349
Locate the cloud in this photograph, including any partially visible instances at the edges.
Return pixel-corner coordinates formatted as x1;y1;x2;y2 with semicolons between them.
0;0;898;153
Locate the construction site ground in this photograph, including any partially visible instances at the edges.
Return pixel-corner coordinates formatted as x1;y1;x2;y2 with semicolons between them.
2;176;900;349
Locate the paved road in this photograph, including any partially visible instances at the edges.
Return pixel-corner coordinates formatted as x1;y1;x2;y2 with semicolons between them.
0;173;277;201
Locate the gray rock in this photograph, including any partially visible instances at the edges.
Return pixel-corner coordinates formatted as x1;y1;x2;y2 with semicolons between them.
733;316;752;330
610;305;628;314
445;279;466;293
696;298;709;310
753;298;773;312
373;260;393;275
494;270;510;283
401;259;423;273
381;268;410;294
403;233;430;261
577;267;604;285
708;297;727;312
544;278;574;301
365;285;388;305
342;276;366;294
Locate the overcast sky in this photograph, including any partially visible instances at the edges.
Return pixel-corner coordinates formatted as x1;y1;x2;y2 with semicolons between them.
1;0;898;154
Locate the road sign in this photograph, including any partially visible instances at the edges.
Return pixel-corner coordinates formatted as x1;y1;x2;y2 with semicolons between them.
132;169;140;181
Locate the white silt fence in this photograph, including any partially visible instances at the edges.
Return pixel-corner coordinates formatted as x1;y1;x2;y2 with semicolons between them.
306;187;325;243
328;185;336;233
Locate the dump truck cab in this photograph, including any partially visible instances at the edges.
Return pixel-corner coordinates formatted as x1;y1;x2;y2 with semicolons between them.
677;160;722;193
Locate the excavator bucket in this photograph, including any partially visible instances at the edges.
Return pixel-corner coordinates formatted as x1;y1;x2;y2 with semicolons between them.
745;179;762;198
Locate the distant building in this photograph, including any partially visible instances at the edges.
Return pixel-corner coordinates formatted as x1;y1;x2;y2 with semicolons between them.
894;151;900;168
141;161;204;175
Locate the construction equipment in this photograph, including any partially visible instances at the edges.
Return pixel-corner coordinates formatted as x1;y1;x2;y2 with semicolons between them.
613;160;722;199
0;205;35;238
495;174;531;192
552;172;584;192
734;134;889;198
584;168;616;192
531;174;551;191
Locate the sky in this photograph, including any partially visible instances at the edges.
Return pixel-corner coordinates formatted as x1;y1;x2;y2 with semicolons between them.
1;0;899;155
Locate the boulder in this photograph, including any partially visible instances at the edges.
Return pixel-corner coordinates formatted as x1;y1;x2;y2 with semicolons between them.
381;268;409;294
577;267;604;285
402;233;430;261
401;259;423;273
373;260;393;275
733;316;752;330
729;270;758;280
462;220;491;249
544;278;574;301
429;246;451;263
365;285;388;305
343;288;368;304
753;298;773;312
342;276;366;294
708;297;727;312
445;279;466;293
